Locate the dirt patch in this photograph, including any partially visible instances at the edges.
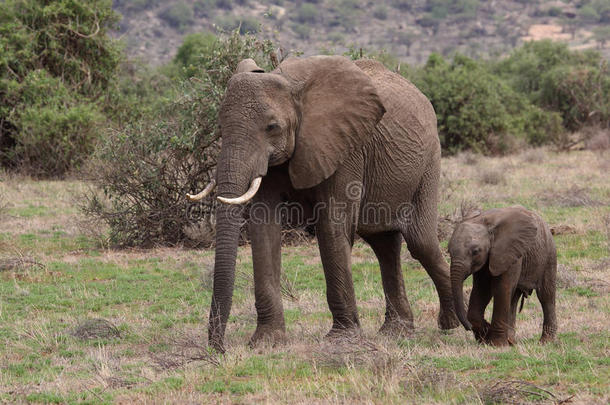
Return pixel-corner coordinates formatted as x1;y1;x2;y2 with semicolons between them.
522;24;571;41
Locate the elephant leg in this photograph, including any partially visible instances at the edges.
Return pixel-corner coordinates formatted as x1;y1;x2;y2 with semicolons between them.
316;215;360;337
537;281;557;344
402;163;459;330
402;222;458;328
507;290;522;345
468;271;492;343
363;231;414;337
248;201;286;347
487;266;521;346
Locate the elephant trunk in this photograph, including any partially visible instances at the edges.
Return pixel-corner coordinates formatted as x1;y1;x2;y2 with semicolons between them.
208;201;243;352
207;138;267;352
450;262;472;331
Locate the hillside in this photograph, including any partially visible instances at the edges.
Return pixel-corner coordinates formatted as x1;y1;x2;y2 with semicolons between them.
112;0;610;66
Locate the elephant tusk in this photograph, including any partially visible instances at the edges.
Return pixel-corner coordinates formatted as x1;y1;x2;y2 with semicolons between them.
186;179;216;201
217;177;262;205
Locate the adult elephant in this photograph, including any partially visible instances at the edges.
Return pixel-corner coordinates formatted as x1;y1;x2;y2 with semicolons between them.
188;55;459;352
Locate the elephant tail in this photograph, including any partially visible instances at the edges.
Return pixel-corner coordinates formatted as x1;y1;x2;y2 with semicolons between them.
518;288;533;313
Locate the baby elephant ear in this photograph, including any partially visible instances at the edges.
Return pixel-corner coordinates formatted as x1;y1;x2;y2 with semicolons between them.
277;56;386;189
486;208;538;276
235;58;264;74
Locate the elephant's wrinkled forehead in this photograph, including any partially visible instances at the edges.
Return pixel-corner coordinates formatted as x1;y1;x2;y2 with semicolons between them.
222;73;290;116
449;222;486;251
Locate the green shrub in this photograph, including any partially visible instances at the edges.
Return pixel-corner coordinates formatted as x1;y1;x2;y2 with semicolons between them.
391;0;412;11
291;23;311;39
414;53;560;154
4;71;103;175
83;31;275;247
194;0;217;17
216;0;233;10
174;32;218;76
425;0;479;19
294;3;318;23
159;1;194;31
579;5;600;22
0;0;121;176
494;40;610;131
539;64;609;131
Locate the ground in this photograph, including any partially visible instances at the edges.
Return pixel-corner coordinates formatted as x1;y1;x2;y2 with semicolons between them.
0;148;608;404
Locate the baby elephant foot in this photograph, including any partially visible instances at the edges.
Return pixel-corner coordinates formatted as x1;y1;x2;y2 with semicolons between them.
540;325;557;344
472;321;491;344
379;317;414;338
249;325;286;349
438;306;460;330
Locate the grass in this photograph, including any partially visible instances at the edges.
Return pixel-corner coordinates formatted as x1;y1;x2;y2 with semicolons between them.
0;148;609;403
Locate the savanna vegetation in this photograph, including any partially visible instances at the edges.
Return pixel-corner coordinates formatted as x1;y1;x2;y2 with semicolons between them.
0;0;609;403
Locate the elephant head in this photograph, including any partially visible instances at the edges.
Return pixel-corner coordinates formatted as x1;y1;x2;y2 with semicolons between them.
448;208;537;330
191;56;386;351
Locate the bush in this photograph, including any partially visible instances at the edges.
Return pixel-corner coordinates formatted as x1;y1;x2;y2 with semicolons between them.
495;40;610;131
0;0;122;176
83;31;275;247
425;0;479;19
391;0;412;11
4;71;103;176
413;53;560;154
159;1;194;31
294;3;318;23
291;23;311;39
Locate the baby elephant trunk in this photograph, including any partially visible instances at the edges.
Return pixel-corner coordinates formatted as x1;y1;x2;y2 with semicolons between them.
450;263;472;331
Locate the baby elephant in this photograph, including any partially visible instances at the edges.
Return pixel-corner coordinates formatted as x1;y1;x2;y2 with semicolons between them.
449;206;557;346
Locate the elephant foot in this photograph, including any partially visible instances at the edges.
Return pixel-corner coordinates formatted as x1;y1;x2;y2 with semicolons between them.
472;320;491;343
438;306;460;330
379;318;414;338
325;325;361;341
486;330;511;347
540;325;557;344
248;325;286;348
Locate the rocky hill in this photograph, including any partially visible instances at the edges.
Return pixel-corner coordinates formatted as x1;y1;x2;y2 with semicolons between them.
113;0;610;66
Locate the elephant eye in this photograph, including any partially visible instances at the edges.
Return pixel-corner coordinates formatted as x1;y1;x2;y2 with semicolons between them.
471;246;481;255
266;123;280;132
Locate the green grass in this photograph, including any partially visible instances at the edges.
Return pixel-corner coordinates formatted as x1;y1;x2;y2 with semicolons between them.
0;149;608;403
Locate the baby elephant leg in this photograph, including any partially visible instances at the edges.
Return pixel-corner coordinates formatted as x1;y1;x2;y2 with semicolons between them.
537;284;557;343
468;271;492;343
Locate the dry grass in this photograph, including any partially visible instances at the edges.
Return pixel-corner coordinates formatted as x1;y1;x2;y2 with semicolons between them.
478;167;507;185
0;148;609;404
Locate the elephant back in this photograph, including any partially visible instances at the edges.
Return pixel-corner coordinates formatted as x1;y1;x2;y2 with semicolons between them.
354;59;439;154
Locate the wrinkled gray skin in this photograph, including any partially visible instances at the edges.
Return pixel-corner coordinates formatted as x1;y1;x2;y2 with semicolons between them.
206;55;460;352
448;206;557;346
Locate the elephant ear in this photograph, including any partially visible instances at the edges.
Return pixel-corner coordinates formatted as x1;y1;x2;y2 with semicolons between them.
486;208;538;276
276;56;386;189
235;58;264;73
